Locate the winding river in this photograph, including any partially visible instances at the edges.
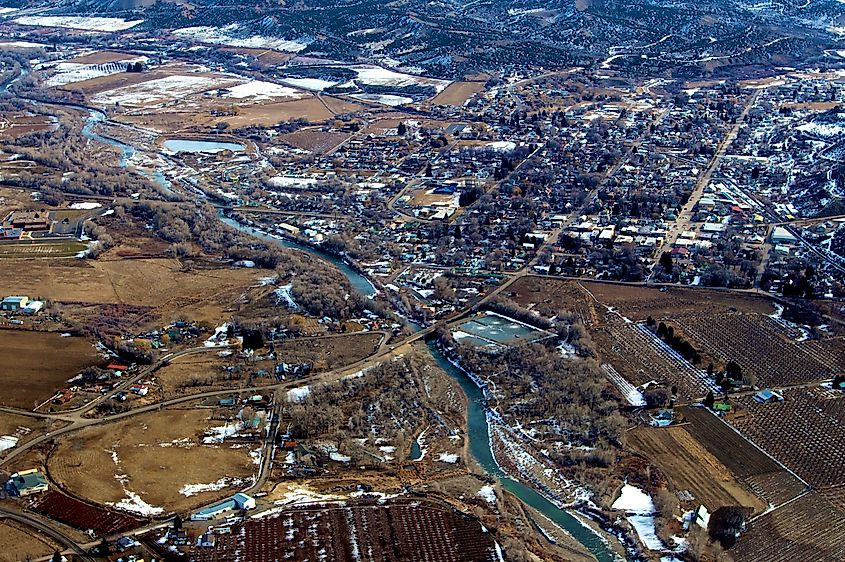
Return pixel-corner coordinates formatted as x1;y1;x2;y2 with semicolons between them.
76;104;620;562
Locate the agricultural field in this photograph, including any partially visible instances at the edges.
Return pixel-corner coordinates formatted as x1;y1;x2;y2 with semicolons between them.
593;318;715;399
681;407;807;507
731;492;845;562
0;520;60;562
0;331;100;409
431;80;486;106
627;426;768;514
47;408;260;514
0;113;58;140
279;129;350;153
28;490;143;537
0;240;88;258
674;313;840;387
0;257;268;327
189;501;500;562
728;387;845;489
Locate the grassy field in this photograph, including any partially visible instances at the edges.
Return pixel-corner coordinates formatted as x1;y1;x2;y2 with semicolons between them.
0;257;267;325
0;520;59;562
67;50;137;64
0;240;88;258
273;332;383;371
431;81;485;106
0;331;100;409
48;408;259;514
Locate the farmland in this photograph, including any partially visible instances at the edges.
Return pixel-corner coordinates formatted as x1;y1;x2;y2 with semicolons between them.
0;257;268;327
189;501;500;562
28;490;143;537
0;520;59;562
47;408;260;514
728;388;845;489
0;331;100;409
431;80;486;106
731;492;845;562
674;313;840;387
681;407;808;507
627;426;768;514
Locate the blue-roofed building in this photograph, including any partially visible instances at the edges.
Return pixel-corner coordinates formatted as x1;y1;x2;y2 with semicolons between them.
6;469;48;496
753;389;784;404
1;296;29;312
192;493;255;521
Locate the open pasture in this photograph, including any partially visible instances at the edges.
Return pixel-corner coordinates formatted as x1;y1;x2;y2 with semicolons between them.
431;81;486;106
0;331;100;409
0;520;60;562
48;408;259;514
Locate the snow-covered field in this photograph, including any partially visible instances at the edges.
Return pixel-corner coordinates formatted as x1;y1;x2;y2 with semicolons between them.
352;65;450;92
477;485;496;504
613;484;664;551
69;202;102;210
797;120;845;139
280;77;339;91
91;75;237;108
437;452;460;463
14;16;144;32
172;25;310;53
0;435;19;452
0;41;47;49
44;57;148;87
180;476;248;497
222;81;303;101
350;93;413;106
287;385;311;403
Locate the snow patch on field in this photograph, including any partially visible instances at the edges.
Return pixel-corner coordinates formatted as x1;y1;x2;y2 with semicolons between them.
287;385;311;403
0;41;47;49
437;452;459;463
172;25;310;53
0;435;19;452
223;81;303;101
796;121;845;138
202;422;239;444
613;484;663;551
91;75;235;108
14;16;144;32
109;489;164;516
273;284;299;309
69;202;102;210
349;93;413;106
45;58;147;87
351;65;450;92
477;485;496;504
180;477;247;496
280;77;338;91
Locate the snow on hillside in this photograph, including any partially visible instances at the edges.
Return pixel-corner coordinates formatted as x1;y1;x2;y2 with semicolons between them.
172;25;310;53
14;16;144;32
